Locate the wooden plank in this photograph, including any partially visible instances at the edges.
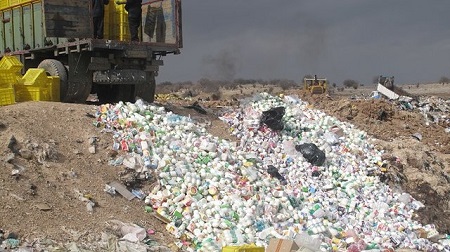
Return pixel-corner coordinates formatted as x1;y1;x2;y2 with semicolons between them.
43;0;92;38
109;181;136;201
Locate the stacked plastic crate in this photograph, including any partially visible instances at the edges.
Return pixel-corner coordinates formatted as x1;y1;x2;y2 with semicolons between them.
0;56;21;106
116;3;130;41
0;0;34;10
15;68;60;102
0;56;60;106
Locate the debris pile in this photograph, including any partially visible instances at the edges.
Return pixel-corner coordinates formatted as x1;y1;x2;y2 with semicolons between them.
410;96;450;129
94;95;450;251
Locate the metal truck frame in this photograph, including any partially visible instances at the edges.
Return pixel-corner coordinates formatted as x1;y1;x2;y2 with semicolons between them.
0;0;182;103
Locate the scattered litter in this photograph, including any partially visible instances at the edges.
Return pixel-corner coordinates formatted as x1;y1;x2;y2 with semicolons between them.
18;149;33;160
10;164;26;178
123;156;137;169
108;220;147;243
7;135;19;154
104;184;116;196
412;132;423;141
132;189;145;200
108;181;135;200
4;153;15;163
35;203;52;211
9;193;25;201
88;137;98;145
152;212;170;224
88;146;96;154
184;101;207;114
86;201;95;213
74;190;97;213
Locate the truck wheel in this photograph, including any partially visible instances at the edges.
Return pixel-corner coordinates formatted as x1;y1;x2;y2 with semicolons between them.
97;85;135;104
38;59;68;102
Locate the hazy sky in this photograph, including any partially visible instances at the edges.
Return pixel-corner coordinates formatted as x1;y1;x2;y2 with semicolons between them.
157;1;450;85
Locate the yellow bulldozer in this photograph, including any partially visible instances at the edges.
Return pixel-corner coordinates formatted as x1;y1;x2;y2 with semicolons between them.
304;75;327;94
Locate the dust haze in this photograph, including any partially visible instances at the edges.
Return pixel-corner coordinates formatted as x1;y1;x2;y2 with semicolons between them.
201;48;238;81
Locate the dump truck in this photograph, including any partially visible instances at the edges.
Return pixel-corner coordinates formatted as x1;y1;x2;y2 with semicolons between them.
0;0;182;103
304;75;327;94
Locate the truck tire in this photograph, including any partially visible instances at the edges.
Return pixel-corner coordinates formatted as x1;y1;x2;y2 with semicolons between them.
38;59;69;102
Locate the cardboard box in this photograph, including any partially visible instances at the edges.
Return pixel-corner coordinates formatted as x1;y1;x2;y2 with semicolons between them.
266;238;299;252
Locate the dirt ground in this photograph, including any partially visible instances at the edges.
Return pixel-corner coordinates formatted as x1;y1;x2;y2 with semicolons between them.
0;83;449;250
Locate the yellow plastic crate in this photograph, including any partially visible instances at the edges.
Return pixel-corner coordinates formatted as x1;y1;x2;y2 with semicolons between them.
0;71;21;86
21;68;49;86
0;1;9;10
0;86;16;106
15;79;60;102
222;244;265;252
15;85;51;102
0;56;23;72
9;0;19;6
114;3;130;41
15;67;60;102
9;0;32;7
48;76;60;101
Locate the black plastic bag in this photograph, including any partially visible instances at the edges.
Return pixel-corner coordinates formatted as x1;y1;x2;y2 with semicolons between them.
260;107;285;131
267;165;287;185
295;143;326;166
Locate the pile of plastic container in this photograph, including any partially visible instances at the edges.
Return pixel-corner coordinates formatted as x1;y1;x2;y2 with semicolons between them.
94;94;449;251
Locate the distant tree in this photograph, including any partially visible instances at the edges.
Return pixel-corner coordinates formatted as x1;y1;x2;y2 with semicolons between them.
159;81;173;86
439;76;450;84
178;81;193;86
275;79;296;90
233;78;245;85
343;79;359;89
332;83;337;88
